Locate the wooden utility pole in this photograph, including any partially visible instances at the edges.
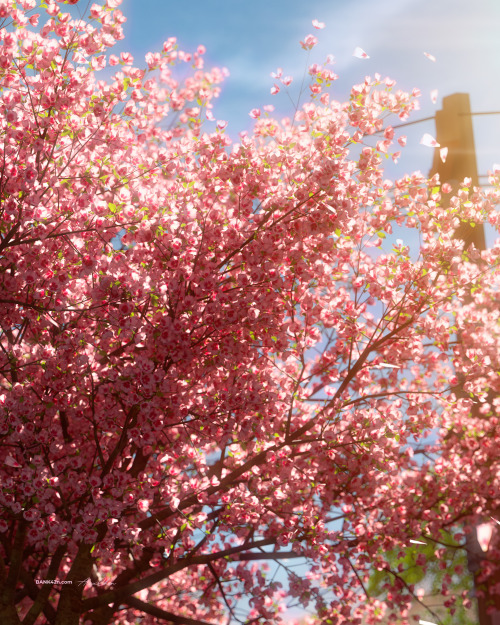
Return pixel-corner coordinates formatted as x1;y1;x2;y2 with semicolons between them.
430;92;485;249
430;93;500;625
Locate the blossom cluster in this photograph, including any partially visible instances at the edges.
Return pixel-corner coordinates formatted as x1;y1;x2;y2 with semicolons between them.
0;2;500;625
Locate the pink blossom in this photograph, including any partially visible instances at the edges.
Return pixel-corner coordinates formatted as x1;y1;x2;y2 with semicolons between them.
120;51;134;65
170;497;180;510
248;307;260;320
91;55;106;71
23;508;41;521
300;34;318;50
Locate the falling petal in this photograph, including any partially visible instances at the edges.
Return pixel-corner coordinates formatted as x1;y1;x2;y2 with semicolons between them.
353;46;369;59
430;89;438;104
409;539;426;545
419;621;438;625
423;52;436;62
490;516;500;526
312;19;325;29
4;456;21;468
420;133;440;148
440;147;448;163
477;523;493;552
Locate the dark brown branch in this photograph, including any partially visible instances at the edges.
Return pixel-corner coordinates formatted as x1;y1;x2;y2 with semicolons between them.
21;545;66;625
100;404;140;477
82;538;277;611
0;520;27;605
124;596;217;625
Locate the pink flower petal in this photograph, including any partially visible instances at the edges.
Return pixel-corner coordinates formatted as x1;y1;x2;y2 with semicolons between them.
430;89;438;104
300;34;318;50
477;522;493;552
440;147;448;163
420;133;440;148
353;47;369;59
424;52;436;62
312;19;325;30
4;456;21;468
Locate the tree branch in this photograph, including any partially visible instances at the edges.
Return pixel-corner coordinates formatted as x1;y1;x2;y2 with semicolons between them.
123;596;218;625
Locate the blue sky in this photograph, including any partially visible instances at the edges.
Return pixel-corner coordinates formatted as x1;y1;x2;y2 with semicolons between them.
112;0;500;183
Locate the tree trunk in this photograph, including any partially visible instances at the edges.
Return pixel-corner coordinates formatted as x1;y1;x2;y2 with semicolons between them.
54;543;95;625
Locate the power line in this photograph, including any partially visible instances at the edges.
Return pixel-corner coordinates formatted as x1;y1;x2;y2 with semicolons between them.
461;110;500;116
391;115;434;129
377;110;500;133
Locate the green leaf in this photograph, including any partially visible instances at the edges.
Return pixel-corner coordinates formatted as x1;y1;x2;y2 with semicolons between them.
404;565;425;584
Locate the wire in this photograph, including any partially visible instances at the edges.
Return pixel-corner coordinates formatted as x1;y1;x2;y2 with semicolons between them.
460;111;500;117
391;115;435;129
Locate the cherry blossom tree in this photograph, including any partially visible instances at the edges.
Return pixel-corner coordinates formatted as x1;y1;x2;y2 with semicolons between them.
1;2;500;625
